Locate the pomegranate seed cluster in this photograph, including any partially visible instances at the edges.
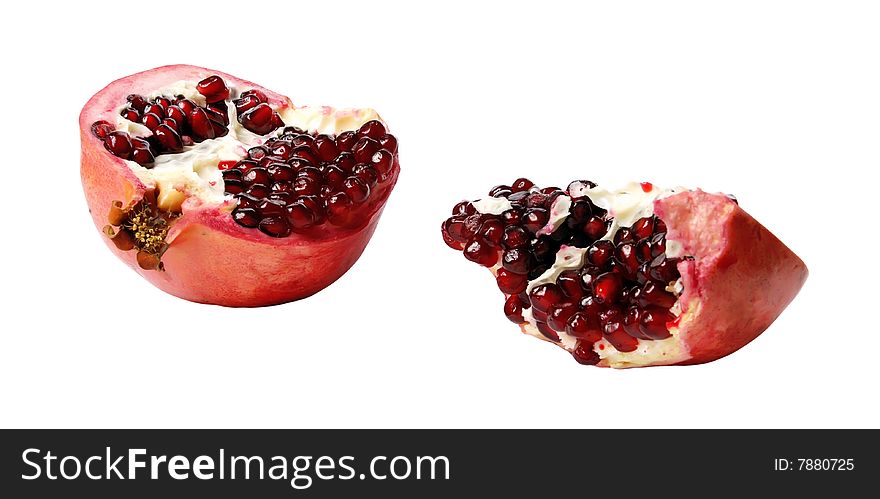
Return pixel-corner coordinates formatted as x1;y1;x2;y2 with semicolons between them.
223;120;398;237
90;75;399;239
441;179;685;365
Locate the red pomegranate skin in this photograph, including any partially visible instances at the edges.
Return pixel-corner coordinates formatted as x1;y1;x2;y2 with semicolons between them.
80;65;399;307
646;190;807;365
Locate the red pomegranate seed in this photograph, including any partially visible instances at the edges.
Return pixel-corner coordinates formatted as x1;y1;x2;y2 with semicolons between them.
312;134;339;162
176;99;195;116
622;306;650;339
358;120;387;140
120;108;139;122
242;167;270;186
342;176;370;203
353;164;379;188
352;137;380;163
444;217;467;243
511;178;534;193
613;227;635;245
162;118;180;131
650;233;666;258
587;240;615;267
529;283;564;313
452;201;477;216
126;94;148;112
578;266;601;290
635;238;653;263
245;184;270;198
268;191;292;203
234;95;261;114
290;134;314;148
165;105;186;126
91;121;114;138
258;216;291;238
292;177;320;196
197;75;230;102
322;165;344;189
336;131;358;152
636;281;677;308
370;149;394;179
291;146;318;164
442;222;464;250
130;147;155;165
224;179;244;195
496;268;528;294
502;226;529;249
104;131;133;158
153;125;183;153
257;199;287;217
287;201;315;230
582;216;608;240
547;302;578;332
556;270;584;299
615;242;639;274
566;312;603;342
334;152;356;172
572;341;600;365
379;134;398;154
297;166;323;182
239;103;275;135
501;248;531;274
654;218;667;234
592;272;623;304
603;325;639;352
480;219;505;246
463;237;498;267
217;160;237;171
522;208;549;233
639;306;673;340
143;103;165;119
327;192;353;226
270;112;284;129
189;108;216;140
140;113;161;131
461;214;484;240
241;89;267;103
504;294;525;323
501;209;522;226
298;196;326;225
268;163;295;181
205;105;230;127
232;208;260;228
632;216;655;240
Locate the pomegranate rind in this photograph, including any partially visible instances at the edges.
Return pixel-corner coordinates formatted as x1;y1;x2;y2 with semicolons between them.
650;190;808;366
80;65;399;306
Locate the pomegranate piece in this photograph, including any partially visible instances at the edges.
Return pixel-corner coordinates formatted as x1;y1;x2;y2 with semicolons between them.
441;179;807;368
81;65;400;306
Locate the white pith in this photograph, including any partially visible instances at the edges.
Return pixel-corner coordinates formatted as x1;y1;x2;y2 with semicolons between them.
475;181;692;368
113;80;382;213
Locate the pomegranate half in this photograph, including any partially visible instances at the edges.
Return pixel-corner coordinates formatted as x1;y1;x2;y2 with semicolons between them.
441;179;807;368
81;65;400;306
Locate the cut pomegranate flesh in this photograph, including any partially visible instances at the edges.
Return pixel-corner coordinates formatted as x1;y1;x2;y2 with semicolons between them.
441;179;807;368
81;65;400;306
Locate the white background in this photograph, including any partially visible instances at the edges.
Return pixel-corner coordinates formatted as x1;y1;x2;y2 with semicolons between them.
1;0;877;428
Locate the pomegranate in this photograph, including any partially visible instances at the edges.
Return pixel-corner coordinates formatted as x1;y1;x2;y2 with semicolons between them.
81;65;400;306
441;179;807;367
